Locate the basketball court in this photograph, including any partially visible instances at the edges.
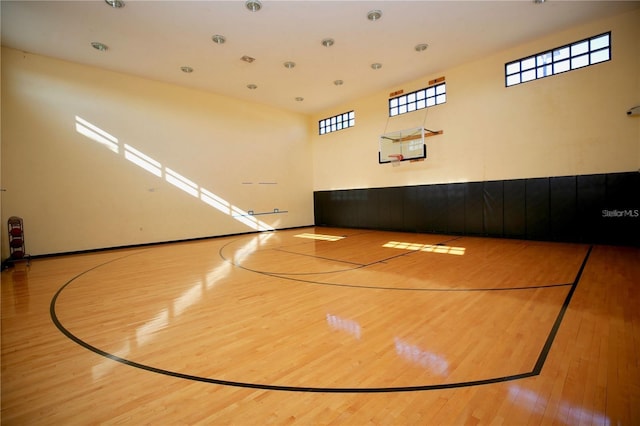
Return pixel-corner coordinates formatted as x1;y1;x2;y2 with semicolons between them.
3;227;637;423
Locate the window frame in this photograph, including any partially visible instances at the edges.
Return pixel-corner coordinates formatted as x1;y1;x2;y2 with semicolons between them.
505;31;611;87
318;110;355;135
388;82;446;117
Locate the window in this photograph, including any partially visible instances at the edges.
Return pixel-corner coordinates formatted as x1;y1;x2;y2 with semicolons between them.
389;82;446;117
319;111;355;135
505;32;611;87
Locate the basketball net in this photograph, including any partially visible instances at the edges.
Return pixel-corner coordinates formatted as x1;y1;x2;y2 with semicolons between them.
388;153;403;167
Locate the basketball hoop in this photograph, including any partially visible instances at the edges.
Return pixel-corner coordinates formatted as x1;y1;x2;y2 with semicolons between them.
388;154;403;167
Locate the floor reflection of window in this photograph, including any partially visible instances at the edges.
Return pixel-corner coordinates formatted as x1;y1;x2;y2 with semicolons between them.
295;233;345;242
326;313;361;339
394;337;449;375
383;241;465;255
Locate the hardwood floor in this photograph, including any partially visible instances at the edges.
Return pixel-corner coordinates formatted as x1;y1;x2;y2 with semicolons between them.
1;227;639;425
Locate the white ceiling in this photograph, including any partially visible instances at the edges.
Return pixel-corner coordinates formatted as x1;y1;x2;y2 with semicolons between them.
2;0;638;114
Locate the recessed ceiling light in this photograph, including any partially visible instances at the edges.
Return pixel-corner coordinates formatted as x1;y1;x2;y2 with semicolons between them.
211;34;226;44
180;66;193;73
284;61;296;69
367;9;382;21
295;97;304;102
371;63;382;70
245;0;262;12
415;43;429;52
241;55;256;63
334;80;344;86
534;0;545;3
321;38;335;48
247;84;258;90
105;0;125;8
91;42;108;52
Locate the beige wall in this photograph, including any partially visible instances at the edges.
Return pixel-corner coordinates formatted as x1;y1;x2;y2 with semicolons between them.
1;48;313;256
311;9;640;191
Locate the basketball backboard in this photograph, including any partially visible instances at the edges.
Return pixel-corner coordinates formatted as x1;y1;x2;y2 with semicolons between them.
378;127;426;164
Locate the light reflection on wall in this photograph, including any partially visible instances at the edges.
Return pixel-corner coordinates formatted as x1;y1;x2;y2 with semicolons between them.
165;168;199;198
75;116;274;231
124;143;161;177
75;116;119;153
394;337;449;376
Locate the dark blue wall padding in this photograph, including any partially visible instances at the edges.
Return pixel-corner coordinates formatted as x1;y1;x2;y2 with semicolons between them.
603;173;639;246
314;171;639;246
503;179;526;238
464;182;484;235
549;176;577;242
525;178;550;240
423;184;448;233
402;186;421;232
483;181;504;237
577;174;607;243
377;187;404;231
447;184;466;234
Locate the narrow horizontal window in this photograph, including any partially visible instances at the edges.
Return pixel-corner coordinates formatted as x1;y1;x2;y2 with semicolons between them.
505;32;611;87
319;110;355;135
389;81;446;117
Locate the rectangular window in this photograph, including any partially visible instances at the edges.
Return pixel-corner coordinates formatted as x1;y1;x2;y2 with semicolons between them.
319;110;355;135
505;32;611;87
389;82;446;117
